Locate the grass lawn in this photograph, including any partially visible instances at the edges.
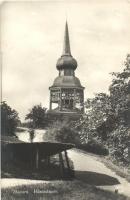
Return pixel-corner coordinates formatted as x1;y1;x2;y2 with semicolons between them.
102;158;130;182
1;180;130;200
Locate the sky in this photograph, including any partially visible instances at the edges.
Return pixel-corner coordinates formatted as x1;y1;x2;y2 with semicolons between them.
1;0;130;121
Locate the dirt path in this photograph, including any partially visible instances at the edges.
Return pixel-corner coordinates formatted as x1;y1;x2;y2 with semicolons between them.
68;149;130;197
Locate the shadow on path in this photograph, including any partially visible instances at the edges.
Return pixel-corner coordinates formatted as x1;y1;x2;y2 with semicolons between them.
75;171;120;186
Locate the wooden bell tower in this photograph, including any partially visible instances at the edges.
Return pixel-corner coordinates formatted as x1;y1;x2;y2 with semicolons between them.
48;21;85;120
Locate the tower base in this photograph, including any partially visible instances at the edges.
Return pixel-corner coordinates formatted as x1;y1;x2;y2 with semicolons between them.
47;110;83;122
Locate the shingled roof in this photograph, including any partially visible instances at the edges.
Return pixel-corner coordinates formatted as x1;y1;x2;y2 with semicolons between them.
1;135;75;157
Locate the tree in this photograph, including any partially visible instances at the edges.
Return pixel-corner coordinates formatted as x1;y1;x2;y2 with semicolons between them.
25;104;47;128
75;54;130;166
108;54;130;165
1;101;20;136
75;93;112;143
109;54;130;125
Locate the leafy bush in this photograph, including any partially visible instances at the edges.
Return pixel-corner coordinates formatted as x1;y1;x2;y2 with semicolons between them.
78;139;109;156
107;126;130;166
45;120;80;145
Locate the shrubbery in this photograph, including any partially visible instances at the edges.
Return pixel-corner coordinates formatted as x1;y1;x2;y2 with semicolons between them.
44;120;80;145
78;139;109;156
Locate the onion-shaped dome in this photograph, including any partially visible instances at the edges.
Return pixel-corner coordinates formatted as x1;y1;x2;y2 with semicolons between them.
56;55;77;70
56;21;77;71
52;76;82;87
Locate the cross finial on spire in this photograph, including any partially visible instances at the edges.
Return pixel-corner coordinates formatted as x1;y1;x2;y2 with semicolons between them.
62;21;71;56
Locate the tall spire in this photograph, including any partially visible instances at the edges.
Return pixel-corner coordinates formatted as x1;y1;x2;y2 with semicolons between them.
62;21;71;56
